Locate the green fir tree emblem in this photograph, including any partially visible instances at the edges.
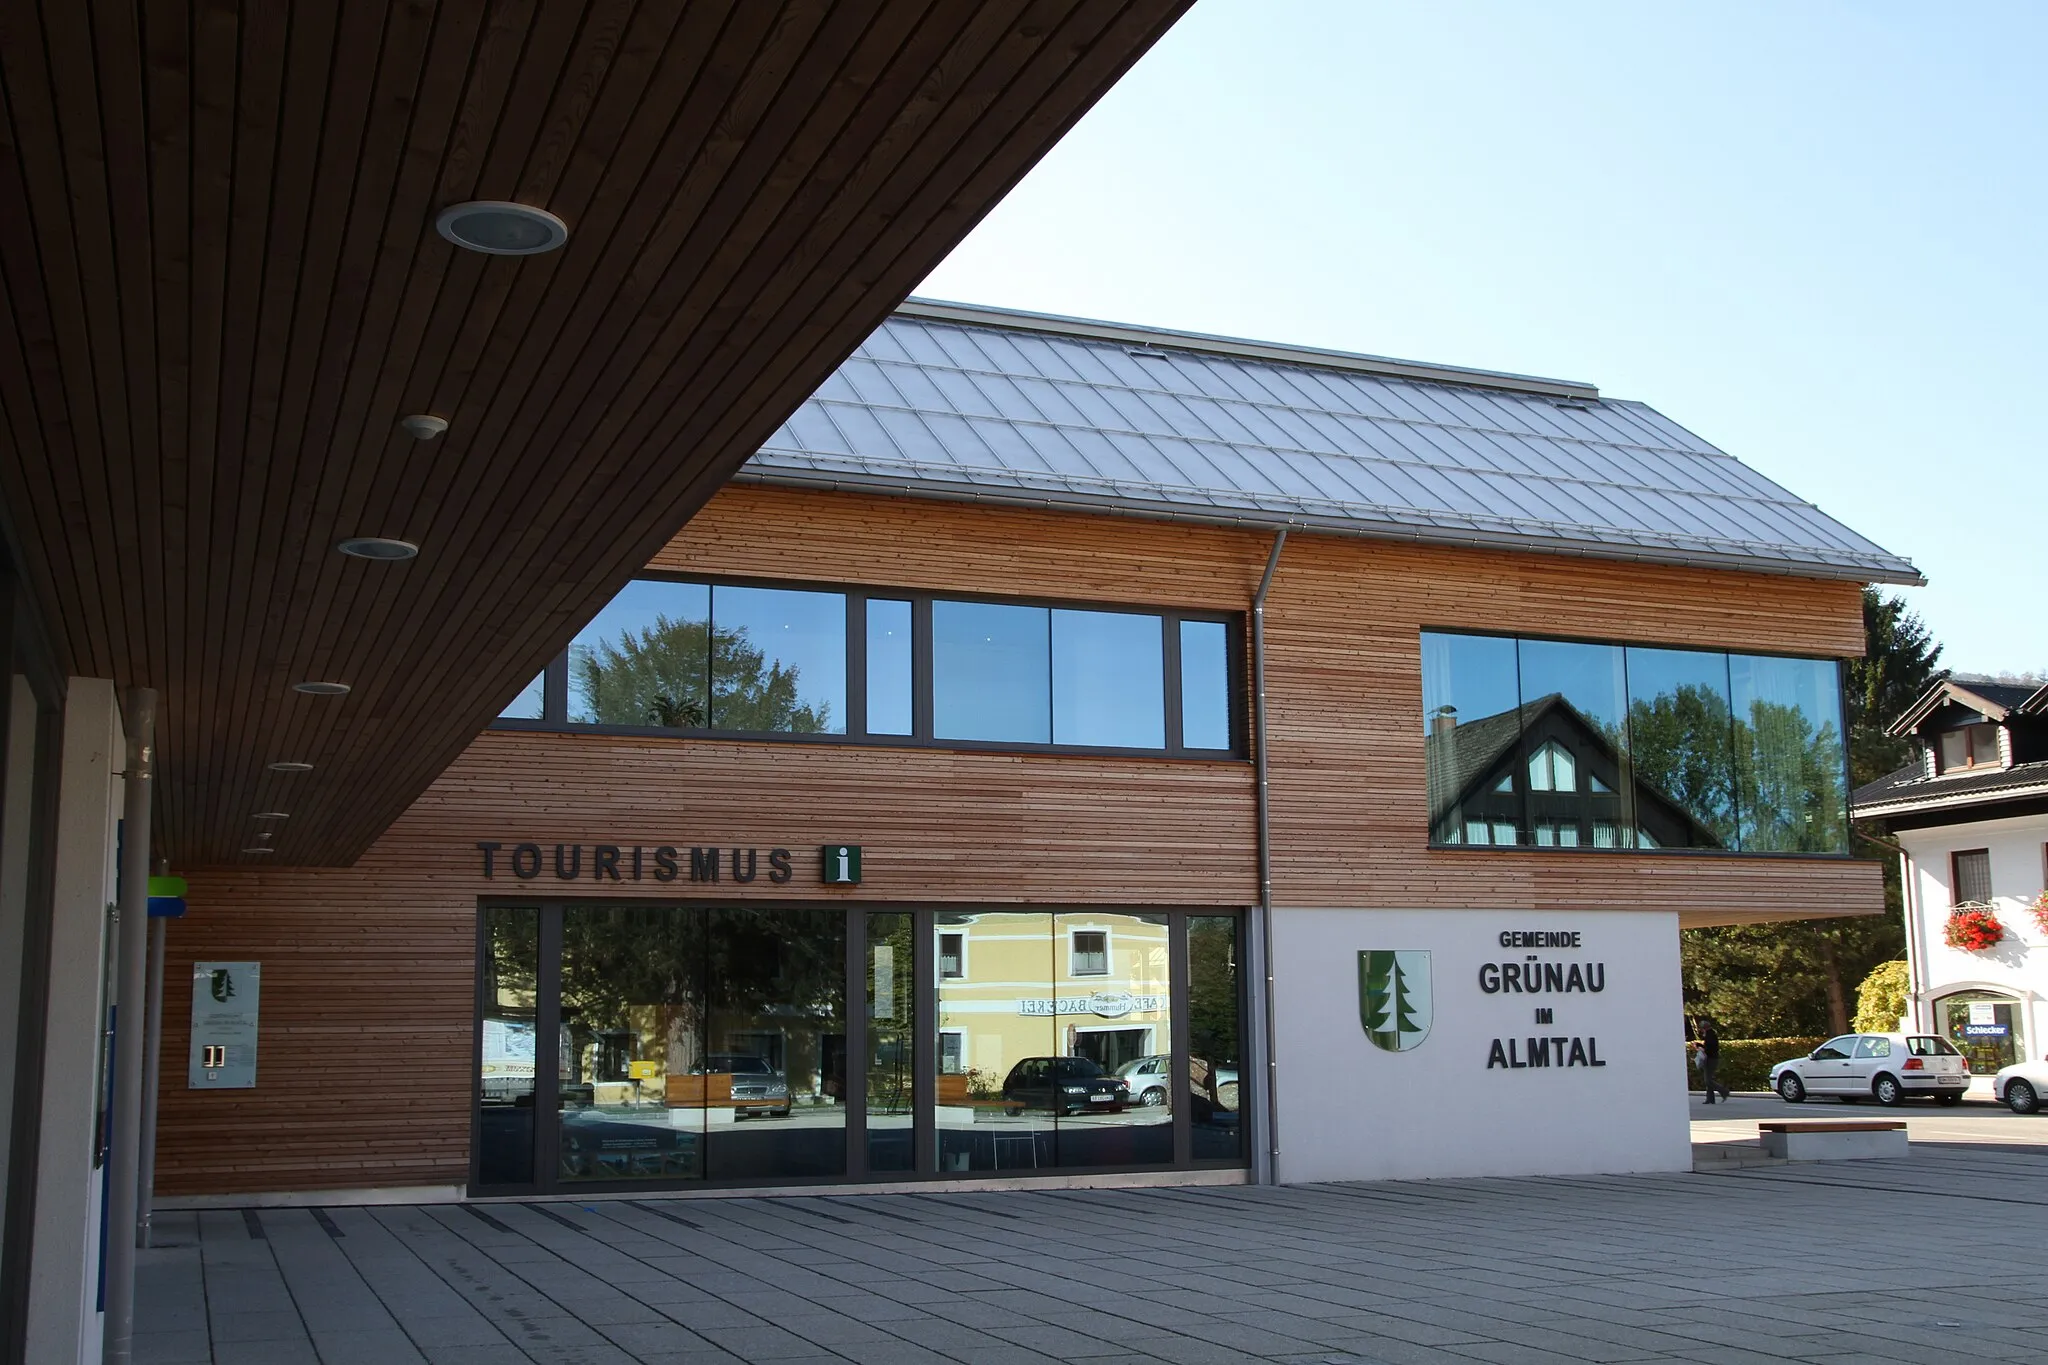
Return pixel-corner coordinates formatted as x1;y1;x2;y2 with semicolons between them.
1358;950;1431;1052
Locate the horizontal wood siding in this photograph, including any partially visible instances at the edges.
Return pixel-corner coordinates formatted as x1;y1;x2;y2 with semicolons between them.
157;485;1877;1195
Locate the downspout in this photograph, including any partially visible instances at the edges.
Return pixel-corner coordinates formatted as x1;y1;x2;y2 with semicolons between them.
1250;530;1286;1184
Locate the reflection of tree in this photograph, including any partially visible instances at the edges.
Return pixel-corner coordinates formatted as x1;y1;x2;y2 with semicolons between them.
1628;686;1846;853
1736;700;1845;853
1188;919;1239;1068
1627;684;1737;844
574;615;831;732
554;906;842;1082
868;913;915;1111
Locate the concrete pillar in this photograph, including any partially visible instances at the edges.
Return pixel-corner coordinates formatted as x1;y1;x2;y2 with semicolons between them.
26;680;124;1365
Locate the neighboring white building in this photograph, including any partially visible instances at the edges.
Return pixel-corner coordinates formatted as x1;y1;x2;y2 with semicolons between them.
1854;679;2048;1077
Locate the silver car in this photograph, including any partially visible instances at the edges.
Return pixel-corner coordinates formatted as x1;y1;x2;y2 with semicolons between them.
1770;1033;1969;1106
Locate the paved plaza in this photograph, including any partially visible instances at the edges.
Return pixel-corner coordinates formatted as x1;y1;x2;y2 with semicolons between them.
137;1115;2048;1365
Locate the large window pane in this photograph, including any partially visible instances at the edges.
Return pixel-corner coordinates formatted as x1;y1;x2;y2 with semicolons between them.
1187;916;1245;1162
1052;609;1164;748
937;912;1056;1172
499;673;544;720
477;906;539;1187
557;904;706;1183
1054;912;1172;1168
709;586;845;734
933;601;1051;743
703;906;846;1181
569;580;710;726
865;599;912;736
1624;647;1735;848
1516;639;1635;849
1422;632;1525;845
866;913;914;1172
1179;620;1231;750
1730;655;1848;853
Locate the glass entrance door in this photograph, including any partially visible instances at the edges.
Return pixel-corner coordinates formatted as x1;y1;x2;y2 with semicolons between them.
473;902;1246;1193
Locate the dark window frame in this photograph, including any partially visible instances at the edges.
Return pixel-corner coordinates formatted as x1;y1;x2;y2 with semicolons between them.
1936;722;2002;774
1951;848;1992;905
1420;625;1854;861
493;569;1246;760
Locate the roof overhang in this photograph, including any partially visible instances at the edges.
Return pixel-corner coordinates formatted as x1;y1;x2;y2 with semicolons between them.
0;0;1192;865
1885;678;2031;737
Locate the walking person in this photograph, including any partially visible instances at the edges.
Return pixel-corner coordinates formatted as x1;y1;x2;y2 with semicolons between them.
1699;1023;1731;1103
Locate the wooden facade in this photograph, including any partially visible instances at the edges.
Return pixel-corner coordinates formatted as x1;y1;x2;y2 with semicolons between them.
156;485;1878;1195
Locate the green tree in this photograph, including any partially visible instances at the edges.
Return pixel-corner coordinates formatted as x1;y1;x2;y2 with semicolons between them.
1845;587;1946;789
574;614;832;732
1852;960;1910;1033
1626;684;1737;844
1681;589;1943;1036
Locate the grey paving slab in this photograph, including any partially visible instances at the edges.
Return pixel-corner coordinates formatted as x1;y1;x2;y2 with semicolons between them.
134;1138;2048;1364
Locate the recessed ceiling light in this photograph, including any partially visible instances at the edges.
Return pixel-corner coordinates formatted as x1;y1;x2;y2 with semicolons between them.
255;832;273;841
399;414;449;440
241;847;275;855
336;537;418;561
435;201;569;256
292;681;351;697
268;761;314;773
253;812;289;821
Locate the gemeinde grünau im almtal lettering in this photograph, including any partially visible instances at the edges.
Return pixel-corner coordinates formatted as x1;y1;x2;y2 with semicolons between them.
1481;929;1607;1070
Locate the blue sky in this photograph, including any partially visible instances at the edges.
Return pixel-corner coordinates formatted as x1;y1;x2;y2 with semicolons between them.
919;1;2044;676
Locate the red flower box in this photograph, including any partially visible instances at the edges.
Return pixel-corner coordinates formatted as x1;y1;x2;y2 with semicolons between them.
1944;904;2004;952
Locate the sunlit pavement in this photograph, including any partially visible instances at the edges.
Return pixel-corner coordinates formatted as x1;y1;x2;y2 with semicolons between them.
137;1127;2048;1365
1690;1088;2048;1158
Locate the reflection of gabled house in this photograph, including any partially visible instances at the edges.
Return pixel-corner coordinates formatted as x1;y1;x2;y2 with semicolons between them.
1427;694;1724;850
1853;678;2048;1074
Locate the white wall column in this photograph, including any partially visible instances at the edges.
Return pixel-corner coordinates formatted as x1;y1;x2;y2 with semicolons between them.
26;680;123;1365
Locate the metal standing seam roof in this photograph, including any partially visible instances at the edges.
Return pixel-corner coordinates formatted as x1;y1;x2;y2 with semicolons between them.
736;298;1922;585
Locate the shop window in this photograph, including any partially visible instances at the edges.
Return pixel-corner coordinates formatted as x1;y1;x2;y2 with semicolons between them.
1422;629;1847;856
1070;930;1110;976
1952;849;1992;904
937;932;965;979
1938;724;2002;773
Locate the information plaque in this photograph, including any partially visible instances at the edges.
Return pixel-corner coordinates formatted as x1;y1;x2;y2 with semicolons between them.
188;961;260;1089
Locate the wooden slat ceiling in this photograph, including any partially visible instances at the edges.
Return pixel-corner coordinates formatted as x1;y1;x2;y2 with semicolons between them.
0;0;1190;865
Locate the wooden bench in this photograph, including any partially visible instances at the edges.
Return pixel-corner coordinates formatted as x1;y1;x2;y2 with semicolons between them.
1758;1120;1908;1162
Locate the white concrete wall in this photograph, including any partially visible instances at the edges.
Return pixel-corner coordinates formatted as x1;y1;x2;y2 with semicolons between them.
27;680;124;1365
1271;907;1691;1184
1899;813;2048;1060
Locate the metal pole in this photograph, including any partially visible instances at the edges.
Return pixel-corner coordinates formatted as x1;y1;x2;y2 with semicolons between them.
103;688;155;1365
1249;531;1286;1184
137;910;167;1248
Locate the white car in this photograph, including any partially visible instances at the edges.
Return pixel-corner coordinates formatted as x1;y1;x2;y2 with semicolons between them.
1769;1033;1969;1106
1992;1059;2048;1114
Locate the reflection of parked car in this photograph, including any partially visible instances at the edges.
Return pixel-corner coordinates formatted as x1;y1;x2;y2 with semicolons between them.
1003;1057;1128;1115
1769;1033;1969;1106
1993;1057;2048;1114
1114;1055;1239;1109
689;1054;790;1117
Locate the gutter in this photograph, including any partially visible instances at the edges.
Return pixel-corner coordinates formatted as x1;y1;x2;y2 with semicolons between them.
1250;530;1287;1184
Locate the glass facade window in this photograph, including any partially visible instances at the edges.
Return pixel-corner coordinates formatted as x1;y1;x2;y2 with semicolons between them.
865;599;913;736
476;905;539;1187
499;673;545;720
569;580;711;726
1422;629;1848;855
478;903;1242;1192
505;574;1241;757
1179;619;1232;750
933;601;1051;743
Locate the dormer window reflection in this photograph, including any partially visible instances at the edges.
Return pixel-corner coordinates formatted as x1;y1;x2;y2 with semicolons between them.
1528;741;1577;792
1938;723;2001;774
